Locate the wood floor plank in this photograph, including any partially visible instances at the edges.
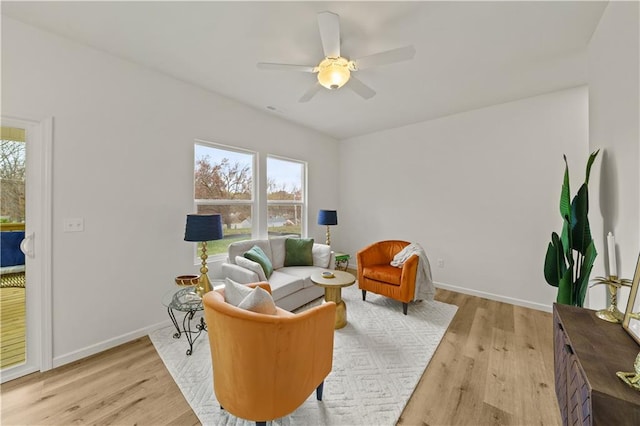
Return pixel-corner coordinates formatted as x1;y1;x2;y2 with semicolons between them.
1;288;561;426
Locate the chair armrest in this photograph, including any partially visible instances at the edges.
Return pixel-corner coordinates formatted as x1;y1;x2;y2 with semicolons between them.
221;262;259;284
400;254;419;289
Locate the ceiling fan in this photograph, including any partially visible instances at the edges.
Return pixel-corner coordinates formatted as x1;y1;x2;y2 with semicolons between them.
257;11;416;102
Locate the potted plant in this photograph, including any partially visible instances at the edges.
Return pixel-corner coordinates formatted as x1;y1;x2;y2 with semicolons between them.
544;150;599;307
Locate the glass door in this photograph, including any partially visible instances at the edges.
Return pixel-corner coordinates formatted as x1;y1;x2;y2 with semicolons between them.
0;127;27;369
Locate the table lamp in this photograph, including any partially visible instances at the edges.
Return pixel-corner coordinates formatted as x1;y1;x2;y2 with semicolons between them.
317;209;337;246
184;214;223;296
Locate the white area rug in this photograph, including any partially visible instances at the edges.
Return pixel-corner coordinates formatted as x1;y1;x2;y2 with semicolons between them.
150;284;457;425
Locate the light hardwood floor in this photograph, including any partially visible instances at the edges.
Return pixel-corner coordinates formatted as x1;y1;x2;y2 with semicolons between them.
0;289;561;425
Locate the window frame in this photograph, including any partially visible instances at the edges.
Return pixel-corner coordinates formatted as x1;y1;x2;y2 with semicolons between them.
266;154;307;238
193;139;257;259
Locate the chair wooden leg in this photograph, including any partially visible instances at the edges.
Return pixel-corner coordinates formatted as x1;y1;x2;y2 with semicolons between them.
316;381;324;400
402;302;408;315
362;290;367;301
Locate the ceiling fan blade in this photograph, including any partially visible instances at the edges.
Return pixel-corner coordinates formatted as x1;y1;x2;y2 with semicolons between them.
299;82;322;103
352;45;416;70
347;76;376;100
317;11;340;58
257;63;316;73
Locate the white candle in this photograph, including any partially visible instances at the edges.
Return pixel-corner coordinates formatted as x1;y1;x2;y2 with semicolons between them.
607;232;617;277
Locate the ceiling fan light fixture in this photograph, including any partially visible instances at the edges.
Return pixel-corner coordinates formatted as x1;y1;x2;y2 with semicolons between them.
317;57;351;90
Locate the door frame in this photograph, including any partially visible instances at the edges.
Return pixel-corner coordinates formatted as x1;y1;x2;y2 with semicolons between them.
1;115;53;383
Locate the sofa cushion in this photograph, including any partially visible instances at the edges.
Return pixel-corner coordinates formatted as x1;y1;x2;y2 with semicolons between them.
312;243;331;268
228;240;273;266
278;266;328;288
267;270;305;301
235;256;267;281
224;278;254;306
244;245;273;278
362;265;402;286
237;286;277;315
284;238;314;266
268;236;288;269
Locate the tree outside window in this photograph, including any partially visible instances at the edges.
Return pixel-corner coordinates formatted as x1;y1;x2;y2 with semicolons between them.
1;129;26;224
194;143;255;255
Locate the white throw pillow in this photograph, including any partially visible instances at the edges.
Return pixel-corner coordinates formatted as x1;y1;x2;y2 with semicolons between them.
312;244;331;268
224;277;253;307
235;256;267;281
237;286;277;315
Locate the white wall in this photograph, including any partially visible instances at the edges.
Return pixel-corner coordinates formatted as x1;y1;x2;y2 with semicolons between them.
1;17;339;366
337;87;589;311
587;1;640;309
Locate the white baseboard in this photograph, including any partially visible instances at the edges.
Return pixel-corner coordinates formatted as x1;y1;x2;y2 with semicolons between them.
434;281;553;313
52;319;173;369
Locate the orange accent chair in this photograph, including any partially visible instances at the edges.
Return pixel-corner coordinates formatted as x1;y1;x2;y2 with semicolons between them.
202;283;336;426
357;240;418;315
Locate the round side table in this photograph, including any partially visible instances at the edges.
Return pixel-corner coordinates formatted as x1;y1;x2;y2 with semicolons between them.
311;270;356;329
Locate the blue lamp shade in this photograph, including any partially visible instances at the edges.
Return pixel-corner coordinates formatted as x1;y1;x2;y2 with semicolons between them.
184;214;224;242
317;210;338;226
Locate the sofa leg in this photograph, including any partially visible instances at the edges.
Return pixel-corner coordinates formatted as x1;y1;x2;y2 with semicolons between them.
402;302;408;315
316;381;324;400
362;290;367;301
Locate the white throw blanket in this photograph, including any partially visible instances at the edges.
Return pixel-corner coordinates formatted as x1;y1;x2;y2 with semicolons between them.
390;243;435;301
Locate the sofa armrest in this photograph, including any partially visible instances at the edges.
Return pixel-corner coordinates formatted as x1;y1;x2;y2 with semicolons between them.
221;262;260;284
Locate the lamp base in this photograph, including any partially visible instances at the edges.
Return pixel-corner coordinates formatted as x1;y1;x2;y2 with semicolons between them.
595;280;625;323
196;273;212;297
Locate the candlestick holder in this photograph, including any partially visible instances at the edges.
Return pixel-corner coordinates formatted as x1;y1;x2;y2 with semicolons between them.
592;275;632;323
616;352;640;392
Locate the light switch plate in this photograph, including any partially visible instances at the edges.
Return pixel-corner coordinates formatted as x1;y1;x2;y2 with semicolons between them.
64;217;84;232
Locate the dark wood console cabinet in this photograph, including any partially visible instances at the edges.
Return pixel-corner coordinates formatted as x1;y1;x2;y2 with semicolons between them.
553;303;640;425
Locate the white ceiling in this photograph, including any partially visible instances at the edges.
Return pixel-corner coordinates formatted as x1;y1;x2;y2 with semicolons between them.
2;1;607;139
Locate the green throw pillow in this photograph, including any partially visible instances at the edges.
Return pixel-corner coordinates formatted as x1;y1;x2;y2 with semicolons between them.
284;238;314;266
244;245;273;279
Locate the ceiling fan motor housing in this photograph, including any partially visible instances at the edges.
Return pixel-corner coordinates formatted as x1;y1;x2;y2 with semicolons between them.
317;57;351;90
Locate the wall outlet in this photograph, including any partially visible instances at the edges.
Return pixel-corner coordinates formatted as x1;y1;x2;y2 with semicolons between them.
437;258;444;268
64;217;84;232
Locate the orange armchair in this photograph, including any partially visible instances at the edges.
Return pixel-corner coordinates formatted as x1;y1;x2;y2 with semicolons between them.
202;283;336;425
357;240;418;315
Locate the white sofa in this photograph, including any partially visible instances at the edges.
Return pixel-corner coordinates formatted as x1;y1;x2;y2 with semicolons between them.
221;236;334;311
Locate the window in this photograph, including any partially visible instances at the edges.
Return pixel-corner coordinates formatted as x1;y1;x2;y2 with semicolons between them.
194;142;255;256
1;127;26;225
267;156;305;237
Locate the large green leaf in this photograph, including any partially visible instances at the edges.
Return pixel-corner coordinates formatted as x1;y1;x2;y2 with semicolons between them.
561;217;572;265
557;268;573;305
570;184;592;255
544;233;567;287
584;150;600;185
560;155;571;222
575;240;597;307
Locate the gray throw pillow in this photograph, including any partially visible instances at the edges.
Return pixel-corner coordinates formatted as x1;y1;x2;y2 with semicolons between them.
224;277;253;307
235;256;268;281
237;286;277;315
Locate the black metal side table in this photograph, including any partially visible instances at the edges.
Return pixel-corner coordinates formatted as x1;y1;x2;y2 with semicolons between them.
162;286;206;355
